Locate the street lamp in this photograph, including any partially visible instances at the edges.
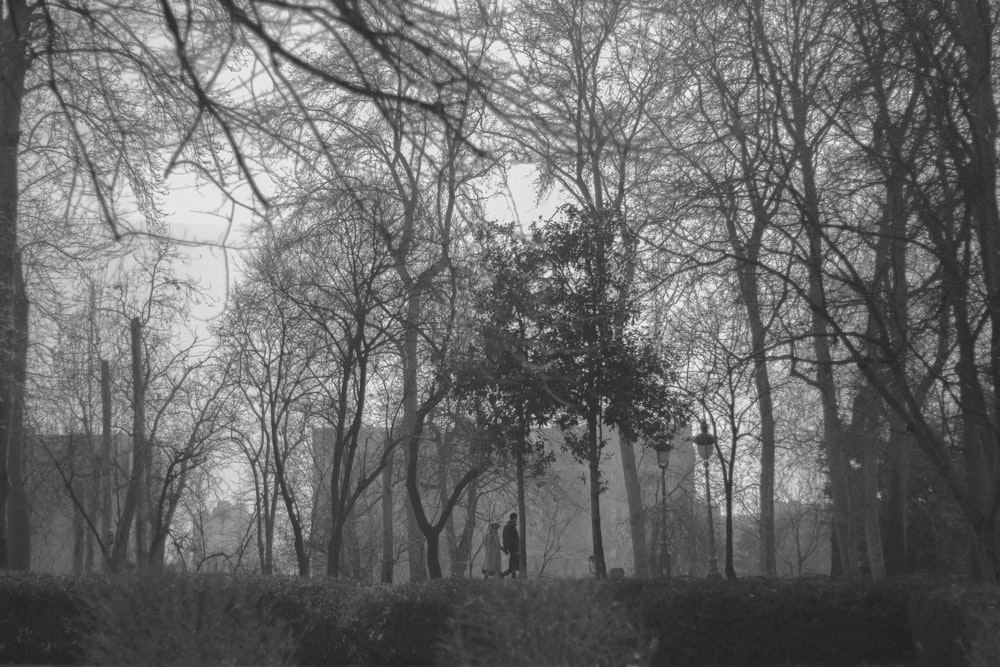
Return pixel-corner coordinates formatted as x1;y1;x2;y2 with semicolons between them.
651;439;673;578
693;420;722;579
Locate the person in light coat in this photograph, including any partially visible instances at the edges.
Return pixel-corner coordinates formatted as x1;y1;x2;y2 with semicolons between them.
482;522;502;579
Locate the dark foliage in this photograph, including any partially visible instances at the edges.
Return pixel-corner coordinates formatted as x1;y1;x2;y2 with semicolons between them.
451;229;559;469
906;583;1000;667
632;578;913;666
232;576;463;666
0;572;86;665
533;206;687;449
1;572;999;666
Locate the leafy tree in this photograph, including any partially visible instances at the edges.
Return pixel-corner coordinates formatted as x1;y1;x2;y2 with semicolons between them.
499;0;680;578
533;206;687;578
453;229;559;575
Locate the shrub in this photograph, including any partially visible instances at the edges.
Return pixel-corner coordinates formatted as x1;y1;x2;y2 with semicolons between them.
909;583;1000;667
78;572;295;666
252;577;462;666
3;571;1000;666
345;581;460;666
0;571;85;665
438;580;654;667
637;578;912;667
251;576;362;665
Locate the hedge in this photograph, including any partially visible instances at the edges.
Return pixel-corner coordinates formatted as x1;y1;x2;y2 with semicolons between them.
0;571;997;666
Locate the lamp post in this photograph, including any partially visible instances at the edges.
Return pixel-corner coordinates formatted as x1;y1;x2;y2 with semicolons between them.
652;440;672;578
693;420;722;579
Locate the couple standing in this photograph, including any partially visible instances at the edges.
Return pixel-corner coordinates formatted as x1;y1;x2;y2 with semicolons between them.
483;513;519;579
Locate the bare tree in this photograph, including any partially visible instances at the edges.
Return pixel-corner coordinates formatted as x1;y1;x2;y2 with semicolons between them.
658;0;791;576
103;239;221;572
259;190;404;577
214;261;321;577
0;0;221;568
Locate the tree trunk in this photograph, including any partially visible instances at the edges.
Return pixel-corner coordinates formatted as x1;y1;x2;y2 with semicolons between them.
958;370;1000;583
326;430;347;577
464;477;479;578
131;318;149;567
863;430;886;580
883;419;910;576
516;446;528;577
0;0;28;571
619;434;648;578
326;514;344;578
110;318;147;571
729;213;777;578
404;447;426;582
425;527;443;579
953;0;1000;585
269;413;308;576
807;176;857;579
398;291;478;580
148;523;168;572
380;444;394;583
436;436;452;578
447;464;478;579
149;462;188;572
851;360;886;581
588;413;607;579
345;510;362;580
5;254;27;570
84;434;97;573
401;296;427;582
825;427;857;577
274;465;309;576
751;342;777;577
263;480;278;575
71;433;85;574
804;155;858;578
724;478;737;580
406;428;479;580
971;518;1000;584
100;360;113;571
326;493;349;578
747;0;860;579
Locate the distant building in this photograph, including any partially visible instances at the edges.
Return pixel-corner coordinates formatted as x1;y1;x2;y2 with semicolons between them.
196;500;257;573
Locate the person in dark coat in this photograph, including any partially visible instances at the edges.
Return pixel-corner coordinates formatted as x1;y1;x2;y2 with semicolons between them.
500;513;520;579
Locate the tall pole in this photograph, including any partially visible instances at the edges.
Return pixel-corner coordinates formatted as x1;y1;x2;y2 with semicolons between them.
703;457;721;579
659;464;670;578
